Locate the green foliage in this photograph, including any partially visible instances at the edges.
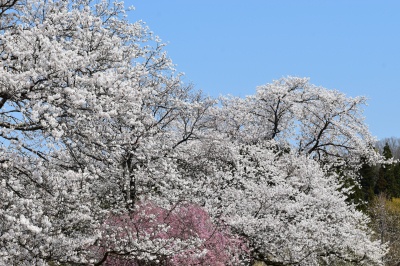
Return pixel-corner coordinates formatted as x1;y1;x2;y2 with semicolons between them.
359;162;377;202
375;143;397;196
357;143;400;208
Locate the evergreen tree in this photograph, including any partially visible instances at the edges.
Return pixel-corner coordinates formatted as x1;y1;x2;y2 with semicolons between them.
375;143;396;197
358;161;378;210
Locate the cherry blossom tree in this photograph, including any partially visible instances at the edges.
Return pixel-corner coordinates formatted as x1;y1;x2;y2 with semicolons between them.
92;202;248;266
217;77;381;177
227;142;384;265
175;136;386;265
0;0;214;264
188;78;388;265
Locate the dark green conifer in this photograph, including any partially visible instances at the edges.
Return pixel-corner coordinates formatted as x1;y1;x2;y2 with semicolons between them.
375;143;396;197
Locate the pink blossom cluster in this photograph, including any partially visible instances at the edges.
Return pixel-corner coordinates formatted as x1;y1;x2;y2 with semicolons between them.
96;202;248;265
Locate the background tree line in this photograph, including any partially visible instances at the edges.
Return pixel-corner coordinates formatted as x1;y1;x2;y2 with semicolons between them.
354;137;400;266
355;137;400;204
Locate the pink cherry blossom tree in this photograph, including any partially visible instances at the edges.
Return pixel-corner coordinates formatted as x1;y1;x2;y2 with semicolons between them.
92;202;248;266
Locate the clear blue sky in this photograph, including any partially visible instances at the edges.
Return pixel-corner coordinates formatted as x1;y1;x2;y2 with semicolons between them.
126;0;400;140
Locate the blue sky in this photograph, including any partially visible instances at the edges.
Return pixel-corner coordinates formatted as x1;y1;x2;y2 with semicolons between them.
126;0;400;140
